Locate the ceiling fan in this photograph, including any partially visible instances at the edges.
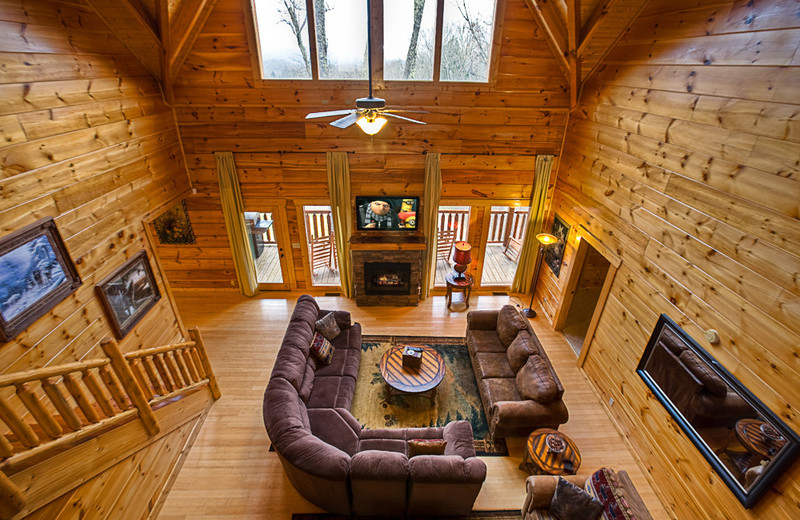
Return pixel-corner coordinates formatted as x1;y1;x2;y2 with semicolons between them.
304;1;427;135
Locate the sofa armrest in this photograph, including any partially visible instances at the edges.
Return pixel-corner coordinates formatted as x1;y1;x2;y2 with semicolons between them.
490;400;569;438
466;310;498;331
350;450;409;481
522;475;587;513
318;309;352;329
408;455;486;484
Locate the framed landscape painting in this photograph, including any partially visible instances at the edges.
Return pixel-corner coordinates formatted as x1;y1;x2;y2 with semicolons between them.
96;250;161;339
0;219;82;342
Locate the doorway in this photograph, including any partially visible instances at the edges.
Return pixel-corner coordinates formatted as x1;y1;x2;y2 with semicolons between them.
243;207;291;290
302;205;340;287
559;241;611;355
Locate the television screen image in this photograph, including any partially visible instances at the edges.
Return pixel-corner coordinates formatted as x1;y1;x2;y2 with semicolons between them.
356;197;419;231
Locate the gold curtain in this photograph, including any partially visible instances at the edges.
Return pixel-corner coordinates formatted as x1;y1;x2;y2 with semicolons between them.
510;154;555;294
327;151;353;298
421;153;442;299
216;151;259;296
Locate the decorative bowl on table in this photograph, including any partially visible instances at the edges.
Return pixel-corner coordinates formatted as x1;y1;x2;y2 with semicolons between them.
546;434;566;454
760;423;784;442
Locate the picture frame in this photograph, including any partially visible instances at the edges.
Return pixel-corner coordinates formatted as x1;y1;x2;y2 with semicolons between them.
152;198;196;245
0;218;82;343
96;250;161;339
544;214;570;277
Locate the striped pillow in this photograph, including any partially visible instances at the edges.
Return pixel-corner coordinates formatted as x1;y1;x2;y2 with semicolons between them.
310;332;334;365
585;468;638;520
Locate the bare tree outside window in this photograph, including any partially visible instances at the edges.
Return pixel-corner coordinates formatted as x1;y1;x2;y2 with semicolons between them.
440;0;493;82
278;0;311;75
404;0;426;78
314;0;331;75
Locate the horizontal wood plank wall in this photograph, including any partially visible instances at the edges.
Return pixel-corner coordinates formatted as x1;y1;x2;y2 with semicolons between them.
541;0;800;518
164;0;568;291
0;0;195;516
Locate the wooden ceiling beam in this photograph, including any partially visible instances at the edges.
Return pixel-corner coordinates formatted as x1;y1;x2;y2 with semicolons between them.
169;0;219;82
577;0;617;57
567;0;581;108
523;0;569;78
85;0;163;80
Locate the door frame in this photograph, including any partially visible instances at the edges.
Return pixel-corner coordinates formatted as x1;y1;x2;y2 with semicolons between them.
242;199;294;291
294;199;343;295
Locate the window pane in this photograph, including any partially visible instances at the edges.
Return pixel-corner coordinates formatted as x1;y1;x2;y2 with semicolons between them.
253;0;312;79
440;0;496;82
314;0;368;79
481;205;529;286
384;0;436;80
434;206;471;287
304;206;341;287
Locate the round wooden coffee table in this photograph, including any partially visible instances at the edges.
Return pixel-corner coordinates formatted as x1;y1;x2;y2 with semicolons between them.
520;428;581;475
379;345;445;405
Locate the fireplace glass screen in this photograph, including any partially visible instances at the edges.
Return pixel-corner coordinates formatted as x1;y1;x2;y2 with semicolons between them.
364;262;411;295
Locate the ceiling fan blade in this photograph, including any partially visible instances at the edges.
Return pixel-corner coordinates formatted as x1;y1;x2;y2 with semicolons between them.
306;109;356;119
384;112;426;125
383;109;429;114
331;112;361;128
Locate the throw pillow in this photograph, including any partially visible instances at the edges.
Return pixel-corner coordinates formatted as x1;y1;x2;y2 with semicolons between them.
407;439;447;458
585;468;637;520
496;305;527;347
516;355;558;403
310;332;335;365
315;311;341;341
506;330;539;373
678;350;728;396
551;477;603;520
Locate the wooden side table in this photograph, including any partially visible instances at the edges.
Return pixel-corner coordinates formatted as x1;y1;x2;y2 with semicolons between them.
445;272;474;311
520;428;581;475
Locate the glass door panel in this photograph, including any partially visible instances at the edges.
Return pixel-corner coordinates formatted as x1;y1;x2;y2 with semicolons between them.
244;208;289;289
434;206;471;287
480;205;529;286
303;205;341;287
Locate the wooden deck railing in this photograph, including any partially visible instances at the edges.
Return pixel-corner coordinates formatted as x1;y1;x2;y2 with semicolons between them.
0;327;220;519
487;207;528;245
437;209;470;242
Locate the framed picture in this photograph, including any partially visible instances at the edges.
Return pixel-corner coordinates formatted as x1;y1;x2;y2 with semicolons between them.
0;219;82;343
96;250;161;339
152;199;196;245
544;214;570;277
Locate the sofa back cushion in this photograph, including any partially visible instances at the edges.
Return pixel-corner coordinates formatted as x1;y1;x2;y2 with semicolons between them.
679;350;728;397
516;355;558;403
496;305;528;347
507;331;540;373
263;377;311;450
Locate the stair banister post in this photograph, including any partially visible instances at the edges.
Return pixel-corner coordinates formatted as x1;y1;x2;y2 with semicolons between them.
100;338;161;436
188;328;221;400
0;471;26;520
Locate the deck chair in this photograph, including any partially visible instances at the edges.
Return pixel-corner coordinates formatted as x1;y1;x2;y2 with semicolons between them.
310;236;337;271
504;236;523;263
437;229;456;263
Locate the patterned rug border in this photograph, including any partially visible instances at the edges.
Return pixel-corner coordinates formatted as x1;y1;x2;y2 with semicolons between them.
361;334;467;345
291;510;522;519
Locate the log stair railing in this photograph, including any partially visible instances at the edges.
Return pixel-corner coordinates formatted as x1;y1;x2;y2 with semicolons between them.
0;327;220;519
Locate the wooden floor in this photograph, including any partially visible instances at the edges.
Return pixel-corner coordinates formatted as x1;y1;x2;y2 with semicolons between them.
435;243;518;287
158;293;669;520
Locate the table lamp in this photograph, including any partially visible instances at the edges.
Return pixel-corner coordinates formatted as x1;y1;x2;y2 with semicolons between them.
452;241;472;280
523;233;558;318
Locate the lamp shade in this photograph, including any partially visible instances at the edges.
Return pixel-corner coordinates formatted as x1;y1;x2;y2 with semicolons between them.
356;115;387;135
536;233;558;245
453;241;472;265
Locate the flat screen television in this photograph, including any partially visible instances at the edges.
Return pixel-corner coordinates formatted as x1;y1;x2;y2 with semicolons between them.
355;196;419;231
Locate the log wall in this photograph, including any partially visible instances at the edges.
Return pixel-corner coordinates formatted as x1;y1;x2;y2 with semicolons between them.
539;0;800;517
164;0;568;291
0;0;196;516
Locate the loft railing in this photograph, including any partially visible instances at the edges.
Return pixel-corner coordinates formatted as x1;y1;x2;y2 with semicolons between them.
0;327;219;519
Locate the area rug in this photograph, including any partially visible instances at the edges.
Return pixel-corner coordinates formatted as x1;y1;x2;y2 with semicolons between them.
292;511;521;520
351;335;508;456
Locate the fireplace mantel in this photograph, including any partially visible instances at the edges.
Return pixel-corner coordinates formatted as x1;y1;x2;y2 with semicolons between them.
350;236;426;306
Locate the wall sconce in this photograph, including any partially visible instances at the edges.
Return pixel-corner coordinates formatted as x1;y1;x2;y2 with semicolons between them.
523;233;558;318
452;241;472;280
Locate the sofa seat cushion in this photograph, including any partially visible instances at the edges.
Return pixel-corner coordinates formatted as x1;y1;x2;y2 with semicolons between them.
507;331;540;373
306;375;356;409
480;377;521;404
351;450;409;480
408;455;486;484
315;347;360;379
496;305;528;347
517;355;558;403
467;330;506;354
307;407;361;456
358;428;408;454
475;352;516;379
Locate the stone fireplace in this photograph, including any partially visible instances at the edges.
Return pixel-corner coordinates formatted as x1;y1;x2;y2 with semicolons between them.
350;236;425;306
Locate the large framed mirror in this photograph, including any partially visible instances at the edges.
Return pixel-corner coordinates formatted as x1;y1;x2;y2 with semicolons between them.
637;314;800;508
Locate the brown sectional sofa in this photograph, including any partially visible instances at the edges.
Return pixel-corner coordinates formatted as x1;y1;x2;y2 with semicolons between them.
263;295;487;516
466;305;569;439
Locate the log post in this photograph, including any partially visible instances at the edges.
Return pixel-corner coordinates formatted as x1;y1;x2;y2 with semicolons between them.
100;338;160;436
188;328;221;399
0;471;26;520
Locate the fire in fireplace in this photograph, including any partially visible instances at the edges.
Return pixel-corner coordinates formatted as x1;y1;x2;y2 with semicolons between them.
364;262;411;295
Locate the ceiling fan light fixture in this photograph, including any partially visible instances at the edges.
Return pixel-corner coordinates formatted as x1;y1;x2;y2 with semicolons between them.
356;115;387;135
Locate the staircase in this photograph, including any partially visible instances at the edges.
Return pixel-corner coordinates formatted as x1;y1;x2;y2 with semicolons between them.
0;328;220;519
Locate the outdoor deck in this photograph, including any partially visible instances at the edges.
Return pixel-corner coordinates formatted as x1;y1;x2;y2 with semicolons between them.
255;244;341;287
435;243;519;287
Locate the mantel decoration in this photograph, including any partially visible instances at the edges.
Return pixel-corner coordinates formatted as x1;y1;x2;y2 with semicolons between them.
637;314;800;508
0;218;82;342
96;250;161;339
543;215;570;277
152;199;196;245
